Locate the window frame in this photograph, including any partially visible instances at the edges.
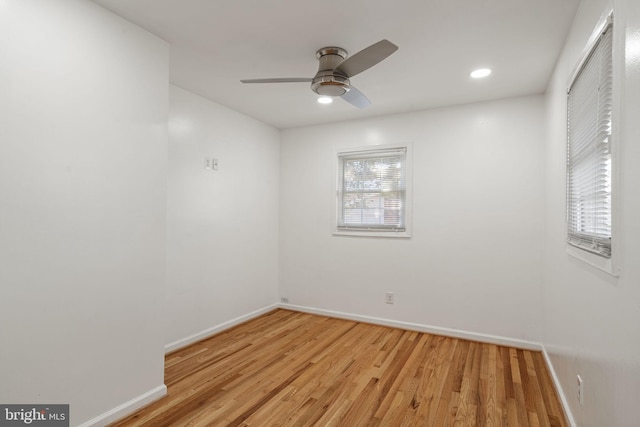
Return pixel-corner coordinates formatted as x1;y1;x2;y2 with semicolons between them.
333;144;412;238
565;11;621;276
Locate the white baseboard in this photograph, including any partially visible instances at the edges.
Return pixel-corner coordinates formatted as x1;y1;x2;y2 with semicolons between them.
79;305;278;427
164;304;279;353
77;384;166;427
541;346;577;427
279;303;542;351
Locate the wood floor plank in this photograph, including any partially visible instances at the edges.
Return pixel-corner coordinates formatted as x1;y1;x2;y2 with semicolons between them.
531;351;568;427
109;310;569;427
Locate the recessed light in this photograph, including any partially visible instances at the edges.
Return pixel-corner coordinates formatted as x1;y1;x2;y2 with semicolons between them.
317;96;333;104
470;68;492;79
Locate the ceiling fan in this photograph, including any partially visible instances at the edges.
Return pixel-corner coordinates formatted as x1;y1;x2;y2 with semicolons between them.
240;39;398;108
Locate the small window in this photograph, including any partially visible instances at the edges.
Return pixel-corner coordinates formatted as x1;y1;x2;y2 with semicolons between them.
335;146;410;236
566;18;613;258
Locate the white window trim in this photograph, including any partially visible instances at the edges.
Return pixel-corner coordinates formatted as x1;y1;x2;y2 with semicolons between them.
565;10;621;277
332;143;413;238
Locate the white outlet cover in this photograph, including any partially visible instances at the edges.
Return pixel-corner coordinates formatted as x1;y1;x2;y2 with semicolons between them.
577;375;584;406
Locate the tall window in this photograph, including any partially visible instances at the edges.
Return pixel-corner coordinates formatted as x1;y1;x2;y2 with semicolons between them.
566;20;613;258
337;147;406;232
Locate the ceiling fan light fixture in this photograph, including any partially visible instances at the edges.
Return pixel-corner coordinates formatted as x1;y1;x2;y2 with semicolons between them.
314;83;348;96
317;96;333;104
311;71;350;96
470;68;492;79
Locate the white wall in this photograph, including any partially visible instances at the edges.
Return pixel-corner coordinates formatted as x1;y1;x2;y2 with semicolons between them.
543;0;640;425
0;1;168;425
280;96;545;343
165;86;280;348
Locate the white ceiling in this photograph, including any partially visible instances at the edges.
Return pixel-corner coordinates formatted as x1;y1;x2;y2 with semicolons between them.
92;0;580;129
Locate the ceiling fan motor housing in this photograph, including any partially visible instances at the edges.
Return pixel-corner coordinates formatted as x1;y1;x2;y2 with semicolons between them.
311;47;350;96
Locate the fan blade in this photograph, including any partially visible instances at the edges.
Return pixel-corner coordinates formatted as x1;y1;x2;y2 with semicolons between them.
335;39;398;78
341;86;371;108
240;78;312;83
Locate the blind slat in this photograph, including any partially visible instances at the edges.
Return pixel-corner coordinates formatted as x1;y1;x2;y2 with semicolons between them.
338;148;406;231
566;23;613;258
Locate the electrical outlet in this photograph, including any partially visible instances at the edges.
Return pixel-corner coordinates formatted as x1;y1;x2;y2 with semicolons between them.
280;297;289;304
212;158;219;171
385;292;394;304
204;157;212;170
577;375;584;406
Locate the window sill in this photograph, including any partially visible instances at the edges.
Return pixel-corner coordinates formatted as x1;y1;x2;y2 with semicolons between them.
566;244;620;277
333;229;411;239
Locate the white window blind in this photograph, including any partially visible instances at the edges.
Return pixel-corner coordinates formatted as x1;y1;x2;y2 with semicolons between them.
566;21;613;258
337;147;406;231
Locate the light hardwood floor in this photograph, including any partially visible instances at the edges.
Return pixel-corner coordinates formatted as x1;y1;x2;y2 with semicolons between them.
110;309;568;426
